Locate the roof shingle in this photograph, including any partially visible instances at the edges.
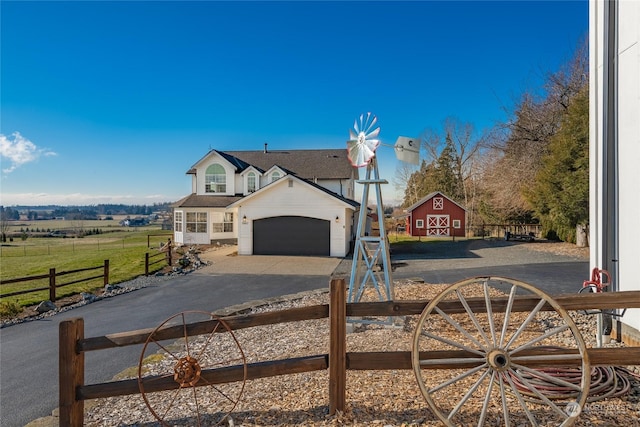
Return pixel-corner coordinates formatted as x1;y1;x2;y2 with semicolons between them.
189;148;355;180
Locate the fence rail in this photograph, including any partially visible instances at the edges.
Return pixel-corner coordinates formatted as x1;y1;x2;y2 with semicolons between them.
144;251;172;276
473;223;542;239
0;261;109;302
144;239;172;276
58;279;640;426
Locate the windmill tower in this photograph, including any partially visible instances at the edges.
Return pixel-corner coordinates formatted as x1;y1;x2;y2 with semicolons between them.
346;113;394;306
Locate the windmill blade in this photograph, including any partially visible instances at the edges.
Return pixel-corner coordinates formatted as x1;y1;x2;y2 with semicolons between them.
365;126;380;140
346;112;381;168
362;113;378;134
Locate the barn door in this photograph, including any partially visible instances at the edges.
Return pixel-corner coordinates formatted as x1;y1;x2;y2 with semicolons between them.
426;215;450;236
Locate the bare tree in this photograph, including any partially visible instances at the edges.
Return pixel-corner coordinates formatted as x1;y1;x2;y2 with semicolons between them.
479;38;588;223
393;161;419;206
417;118;486;227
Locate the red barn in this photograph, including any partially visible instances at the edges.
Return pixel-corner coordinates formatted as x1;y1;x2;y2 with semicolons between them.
405;192;466;237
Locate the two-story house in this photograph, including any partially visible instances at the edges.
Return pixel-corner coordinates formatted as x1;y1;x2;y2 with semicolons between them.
172;145;360;257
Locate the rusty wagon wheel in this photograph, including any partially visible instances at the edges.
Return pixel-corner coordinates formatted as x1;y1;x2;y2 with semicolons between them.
411;276;590;426
138;311;247;426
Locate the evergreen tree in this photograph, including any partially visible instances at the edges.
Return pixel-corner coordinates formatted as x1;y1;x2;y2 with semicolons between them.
434;133;464;201
526;87;589;242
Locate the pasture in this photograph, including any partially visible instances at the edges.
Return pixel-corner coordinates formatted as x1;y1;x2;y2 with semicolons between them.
0;219;173;314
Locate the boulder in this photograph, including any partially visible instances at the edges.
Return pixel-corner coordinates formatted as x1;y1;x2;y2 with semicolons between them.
36;300;57;314
81;292;97;303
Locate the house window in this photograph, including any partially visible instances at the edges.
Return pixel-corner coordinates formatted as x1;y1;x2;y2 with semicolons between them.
186;212;207;233
205;164;226;193
271;171;281;182
247;172;256;193
212;212;234;233
416;219;424;228
453;219;461;229
174;211;183;232
433;197;444;210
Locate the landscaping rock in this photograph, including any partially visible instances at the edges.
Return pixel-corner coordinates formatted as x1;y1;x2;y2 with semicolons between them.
81;292;96;303
35;300;56;314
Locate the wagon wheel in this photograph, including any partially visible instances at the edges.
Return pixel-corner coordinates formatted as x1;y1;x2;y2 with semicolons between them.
411;277;590;426
138;311;247;426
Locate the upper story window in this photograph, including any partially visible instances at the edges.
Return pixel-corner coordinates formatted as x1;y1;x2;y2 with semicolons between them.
433;197;444;210
247;172;257;193
205;164;226;193
271;171;281;183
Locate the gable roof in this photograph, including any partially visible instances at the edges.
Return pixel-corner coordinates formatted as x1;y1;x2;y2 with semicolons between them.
405;191;467;213
172;176;359;210
228;174;360;209
187;148;355;180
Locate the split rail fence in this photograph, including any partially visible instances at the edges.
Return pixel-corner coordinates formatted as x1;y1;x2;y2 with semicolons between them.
0;260;109;302
59;279;640;426
2;246;172;302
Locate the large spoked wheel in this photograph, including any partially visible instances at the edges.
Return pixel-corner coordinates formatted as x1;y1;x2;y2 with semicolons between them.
411;277;590;426
138;311;247;426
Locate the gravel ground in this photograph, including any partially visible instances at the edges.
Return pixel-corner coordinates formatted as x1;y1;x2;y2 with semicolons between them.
84;277;640;427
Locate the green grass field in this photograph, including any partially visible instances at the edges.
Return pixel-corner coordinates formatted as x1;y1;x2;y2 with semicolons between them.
1;221;173;315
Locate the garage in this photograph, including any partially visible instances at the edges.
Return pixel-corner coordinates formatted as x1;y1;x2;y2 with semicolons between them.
253;216;330;256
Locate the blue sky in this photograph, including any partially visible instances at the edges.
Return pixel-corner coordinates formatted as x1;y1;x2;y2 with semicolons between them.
0;0;588;206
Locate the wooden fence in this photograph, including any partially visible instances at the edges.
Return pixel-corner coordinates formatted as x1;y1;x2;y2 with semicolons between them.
59;279;640;426
145;238;173;276
0;260;109;302
475;223;542;239
1;246;172;302
144;248;172;276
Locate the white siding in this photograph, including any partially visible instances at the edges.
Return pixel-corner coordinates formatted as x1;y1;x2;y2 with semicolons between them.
316;178;355;199
174;208;234;245
616;0;640;331
236;178;353;257
590;0;640;333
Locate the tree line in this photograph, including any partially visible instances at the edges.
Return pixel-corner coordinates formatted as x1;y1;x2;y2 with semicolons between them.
0;203;172;221
396;39;589;243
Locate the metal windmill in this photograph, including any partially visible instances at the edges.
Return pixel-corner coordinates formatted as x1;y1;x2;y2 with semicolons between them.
346;113;418;310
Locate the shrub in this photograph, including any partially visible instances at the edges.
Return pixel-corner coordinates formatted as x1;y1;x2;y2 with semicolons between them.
0;300;22;318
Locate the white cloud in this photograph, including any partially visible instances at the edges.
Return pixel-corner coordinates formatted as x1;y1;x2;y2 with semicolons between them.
0;132;57;173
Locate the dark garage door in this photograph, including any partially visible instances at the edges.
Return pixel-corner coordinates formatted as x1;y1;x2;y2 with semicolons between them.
253;216;330;256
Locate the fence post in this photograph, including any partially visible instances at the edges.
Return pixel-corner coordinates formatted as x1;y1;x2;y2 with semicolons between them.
329;278;346;415
49;268;56;302
167;239;172;266
59;318;85;427
145;253;150;276
103;260;109;286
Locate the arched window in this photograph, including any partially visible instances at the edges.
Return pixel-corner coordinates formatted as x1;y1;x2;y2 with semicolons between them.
205;164;226;193
271;171;281;183
247;172;256;193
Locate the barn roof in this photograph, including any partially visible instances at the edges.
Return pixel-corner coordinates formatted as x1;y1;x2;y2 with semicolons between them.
405;191;467;213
